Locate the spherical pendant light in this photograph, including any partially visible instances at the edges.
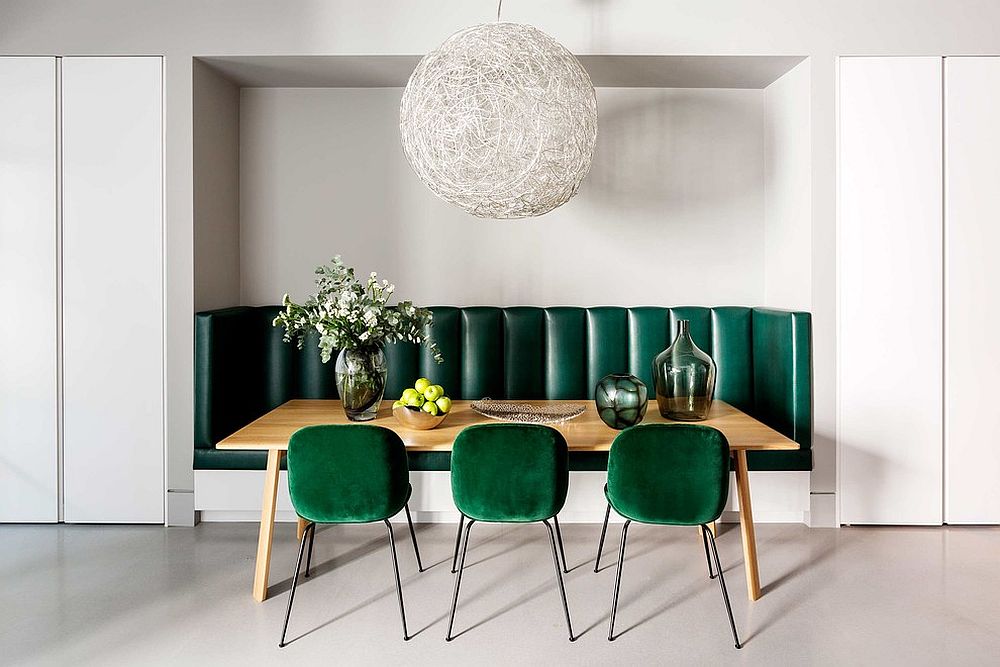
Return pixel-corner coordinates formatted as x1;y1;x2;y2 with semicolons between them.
400;22;598;219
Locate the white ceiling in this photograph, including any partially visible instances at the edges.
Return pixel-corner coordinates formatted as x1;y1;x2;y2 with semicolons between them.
198;54;806;89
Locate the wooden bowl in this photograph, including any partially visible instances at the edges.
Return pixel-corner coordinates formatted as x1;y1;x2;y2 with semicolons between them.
392;405;448;430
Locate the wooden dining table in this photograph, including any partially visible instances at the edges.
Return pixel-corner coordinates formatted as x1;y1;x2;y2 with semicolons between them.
217;399;799;603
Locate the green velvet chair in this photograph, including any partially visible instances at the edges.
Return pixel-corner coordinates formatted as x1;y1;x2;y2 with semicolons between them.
446;423;575;642
598;424;742;649
278;425;423;647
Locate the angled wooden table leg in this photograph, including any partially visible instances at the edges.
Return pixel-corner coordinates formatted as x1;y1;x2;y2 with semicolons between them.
296;517;308;541
734;450;762;601
252;448;282;602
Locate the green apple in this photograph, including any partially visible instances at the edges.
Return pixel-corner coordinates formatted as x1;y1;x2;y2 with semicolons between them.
414;377;431;393
423;384;443;402
432;384;444;396
421;400;439;416
405;392;425;408
401;388;420;403
435;396;452;414
392;400;405;409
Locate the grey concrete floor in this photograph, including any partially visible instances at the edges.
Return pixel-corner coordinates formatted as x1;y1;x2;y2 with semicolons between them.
2;522;999;666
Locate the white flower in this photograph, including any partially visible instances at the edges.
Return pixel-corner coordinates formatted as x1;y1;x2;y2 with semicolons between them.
274;259;441;366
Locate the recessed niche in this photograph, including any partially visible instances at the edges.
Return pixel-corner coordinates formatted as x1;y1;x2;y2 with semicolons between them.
193;54;810;312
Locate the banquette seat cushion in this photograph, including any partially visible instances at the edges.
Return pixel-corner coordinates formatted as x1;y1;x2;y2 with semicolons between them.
194;306;811;472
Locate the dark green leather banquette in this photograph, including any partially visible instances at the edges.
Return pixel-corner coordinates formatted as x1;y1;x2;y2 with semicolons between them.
194;306;811;472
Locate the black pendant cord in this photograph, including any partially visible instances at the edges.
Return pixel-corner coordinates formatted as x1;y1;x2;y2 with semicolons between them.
497;0;502;22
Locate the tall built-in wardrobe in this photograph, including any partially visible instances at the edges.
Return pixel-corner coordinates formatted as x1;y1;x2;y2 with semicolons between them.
0;56;164;523
840;56;1000;525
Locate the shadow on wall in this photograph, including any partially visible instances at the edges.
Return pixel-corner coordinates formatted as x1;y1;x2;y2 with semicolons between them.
840;444;891;524
585;90;764;209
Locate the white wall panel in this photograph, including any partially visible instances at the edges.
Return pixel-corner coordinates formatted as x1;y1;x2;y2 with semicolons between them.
62;57;164;523
839;57;943;525
0;57;58;522
945;57;1000;524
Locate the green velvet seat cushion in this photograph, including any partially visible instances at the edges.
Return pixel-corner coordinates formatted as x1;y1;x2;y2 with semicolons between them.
607;424;730;526
451;424;568;523
286;424;410;524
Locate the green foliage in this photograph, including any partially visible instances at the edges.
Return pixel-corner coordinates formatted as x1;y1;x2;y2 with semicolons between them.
273;256;443;364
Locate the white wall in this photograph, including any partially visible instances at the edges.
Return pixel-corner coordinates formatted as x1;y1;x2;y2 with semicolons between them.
763;60;811;312
9;0;1000;524
239;87;765;306
193;61;241;312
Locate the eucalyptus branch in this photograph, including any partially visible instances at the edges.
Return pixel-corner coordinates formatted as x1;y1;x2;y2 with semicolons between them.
274;256;444;364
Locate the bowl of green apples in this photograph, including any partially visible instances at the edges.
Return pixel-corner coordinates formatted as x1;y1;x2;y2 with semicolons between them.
392;377;453;430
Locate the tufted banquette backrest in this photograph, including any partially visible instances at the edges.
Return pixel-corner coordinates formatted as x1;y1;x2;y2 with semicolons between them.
195;306;811;471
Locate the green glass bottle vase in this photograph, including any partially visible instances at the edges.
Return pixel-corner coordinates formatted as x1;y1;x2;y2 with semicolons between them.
652;319;717;421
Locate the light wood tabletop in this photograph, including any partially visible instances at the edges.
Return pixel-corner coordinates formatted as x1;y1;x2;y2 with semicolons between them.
220;399;798;604
218;399;799;452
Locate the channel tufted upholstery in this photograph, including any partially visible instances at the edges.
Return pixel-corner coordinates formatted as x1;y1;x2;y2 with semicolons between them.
194;306;811;472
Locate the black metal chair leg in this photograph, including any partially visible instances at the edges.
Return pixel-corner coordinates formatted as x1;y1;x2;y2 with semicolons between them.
383;520;410;641
552;515;569;573
451;513;465;573
706;528;742;649
607;520;631;641
542;520;575;641
446;518;475;641
403;503;424;572
304;522;316;578
700;525;716;579
279;522;314;648
595;503;611;572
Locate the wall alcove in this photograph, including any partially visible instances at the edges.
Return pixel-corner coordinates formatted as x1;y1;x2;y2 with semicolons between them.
193;54;810;312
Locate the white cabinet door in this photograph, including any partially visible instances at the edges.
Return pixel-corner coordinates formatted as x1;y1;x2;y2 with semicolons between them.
945;57;1000;524
0;57;59;522
62;57;163;523
839;57;943;525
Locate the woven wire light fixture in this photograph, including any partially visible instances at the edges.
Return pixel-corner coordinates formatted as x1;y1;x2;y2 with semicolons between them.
400;16;598;219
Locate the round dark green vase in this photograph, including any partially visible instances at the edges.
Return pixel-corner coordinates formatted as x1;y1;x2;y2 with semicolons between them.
595;373;648;430
652;319;717;421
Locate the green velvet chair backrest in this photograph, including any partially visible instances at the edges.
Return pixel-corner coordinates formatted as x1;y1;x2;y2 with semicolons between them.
194;306;811;471
451;424;568;522
607;424;730;526
286;424;410;524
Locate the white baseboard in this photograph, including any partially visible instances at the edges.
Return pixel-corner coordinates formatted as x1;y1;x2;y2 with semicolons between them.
806;492;837;527
166;489;195;527
195;469;811;524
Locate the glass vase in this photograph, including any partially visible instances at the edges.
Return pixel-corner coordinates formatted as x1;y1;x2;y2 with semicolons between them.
595;373;648;430
335;345;387;421
652;320;717;421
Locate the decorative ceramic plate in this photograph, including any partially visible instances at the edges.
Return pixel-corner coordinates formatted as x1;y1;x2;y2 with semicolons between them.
470;399;586;424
